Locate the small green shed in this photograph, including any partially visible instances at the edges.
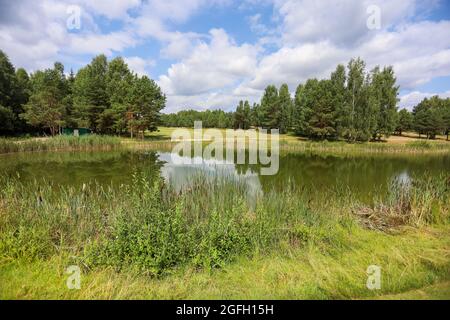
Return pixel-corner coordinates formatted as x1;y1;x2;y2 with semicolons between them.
62;128;92;136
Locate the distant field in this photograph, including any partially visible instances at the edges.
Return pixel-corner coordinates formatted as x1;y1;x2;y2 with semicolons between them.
144;127;449;144
117;127;450;155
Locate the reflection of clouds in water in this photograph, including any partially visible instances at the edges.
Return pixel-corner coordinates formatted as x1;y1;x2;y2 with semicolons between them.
395;170;412;186
158;152;263;204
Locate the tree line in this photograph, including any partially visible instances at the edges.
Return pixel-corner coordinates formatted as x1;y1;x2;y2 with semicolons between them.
163;58;449;141
0;50;165;137
162;109;234;129
1;49;449;141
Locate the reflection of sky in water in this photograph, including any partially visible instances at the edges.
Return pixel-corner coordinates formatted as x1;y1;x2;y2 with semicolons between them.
157;152;263;205
396;170;412;185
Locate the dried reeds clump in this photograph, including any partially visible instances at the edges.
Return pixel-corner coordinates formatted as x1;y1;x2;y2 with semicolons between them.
354;173;449;232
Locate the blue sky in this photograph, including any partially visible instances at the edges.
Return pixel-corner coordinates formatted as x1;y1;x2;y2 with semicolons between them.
1;0;450;112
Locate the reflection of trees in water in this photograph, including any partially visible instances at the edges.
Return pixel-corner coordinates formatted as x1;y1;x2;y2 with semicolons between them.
259;153;450;202
1;150;448;203
0;151;165;188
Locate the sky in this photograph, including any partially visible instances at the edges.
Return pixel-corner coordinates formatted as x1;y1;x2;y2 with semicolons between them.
1;0;450;113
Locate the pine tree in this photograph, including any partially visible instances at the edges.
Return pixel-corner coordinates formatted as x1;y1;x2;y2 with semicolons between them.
0;50;21;134
308;80;336;139
413;97;442;139
73;55;108;131
293;79;318;137
127;75;166;138
260;85;280;129
346;58;368;141
330;64;348;137
278;84;293;134
20;63;67;135
370;66;399;140
395;109;413;136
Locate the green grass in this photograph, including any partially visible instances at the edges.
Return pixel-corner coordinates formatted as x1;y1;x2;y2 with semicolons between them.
1;129;448;156
0;135;122;154
1;226;449;299
134;127;450;156
0;172;449;299
376;281;450;300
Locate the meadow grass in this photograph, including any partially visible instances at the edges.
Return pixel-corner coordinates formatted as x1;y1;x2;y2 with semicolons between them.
0;172;448;299
1;129;448;156
133;127;450;155
0;135;121;154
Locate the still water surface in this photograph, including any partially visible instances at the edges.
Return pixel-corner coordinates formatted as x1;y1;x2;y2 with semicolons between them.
0;150;448;203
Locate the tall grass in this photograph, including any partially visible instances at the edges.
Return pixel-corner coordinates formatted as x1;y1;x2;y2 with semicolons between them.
354;174;449;231
0;135;122;154
0;172;448;277
279;139;450;155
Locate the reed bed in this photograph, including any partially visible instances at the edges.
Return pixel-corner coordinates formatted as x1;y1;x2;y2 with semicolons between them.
279;140;450;155
0;135;122;154
0;172;448;277
123;137;450;156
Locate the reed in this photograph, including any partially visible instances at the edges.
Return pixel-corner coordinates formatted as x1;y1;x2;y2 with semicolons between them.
0;135;122;154
0;172;448;276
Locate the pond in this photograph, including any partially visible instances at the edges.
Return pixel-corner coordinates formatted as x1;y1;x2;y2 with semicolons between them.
0;150;448;203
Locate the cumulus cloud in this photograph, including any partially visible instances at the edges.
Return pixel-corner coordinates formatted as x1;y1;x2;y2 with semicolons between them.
124;56;155;76
78;0;141;20
248;41;347;90
0;0;137;69
1;0;449;111
235;18;450;96
399;90;450;110
159;29;260;96
158;0;450;110
273;0;429;47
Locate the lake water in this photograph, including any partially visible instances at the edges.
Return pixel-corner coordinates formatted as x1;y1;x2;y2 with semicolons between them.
0;150;448;203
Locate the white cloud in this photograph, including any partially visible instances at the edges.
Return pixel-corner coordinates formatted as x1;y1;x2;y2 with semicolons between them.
78;0;141;20
235;18;450;95
399;90;450;110
158;29;260;96
1;0;450;112
124;56;155;76
68;31;138;56
248;41;347;90
158;0;450;111
248;14;269;34
273;0;427;46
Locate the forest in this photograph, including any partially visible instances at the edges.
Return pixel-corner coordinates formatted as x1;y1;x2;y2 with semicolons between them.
163;59;450;141
1;50;449;141
0;50;165;137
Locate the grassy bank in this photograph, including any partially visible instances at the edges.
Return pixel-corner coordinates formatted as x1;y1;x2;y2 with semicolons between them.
129;127;450;155
1;129;449;156
0;173;449;299
0;135;122;154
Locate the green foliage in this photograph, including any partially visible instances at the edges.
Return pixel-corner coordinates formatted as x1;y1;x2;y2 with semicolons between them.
72;55;166;136
291;58;400;141
1;170;447;277
20;63;69;135
127;75;166;137
413;96;449;139
0;50;165;137
0;50;31;134
370;66;399;139
162;109;233;128
278;83;293;133
0;135;121;154
233;100;252;129
395;109;413;135
260;85;280;129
